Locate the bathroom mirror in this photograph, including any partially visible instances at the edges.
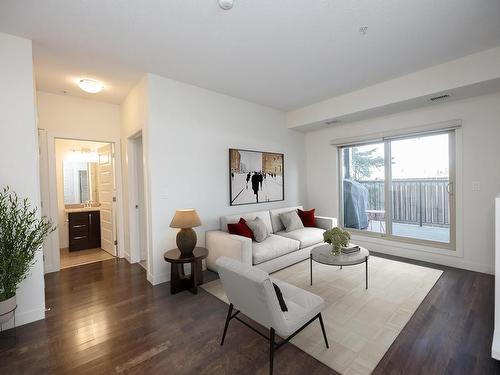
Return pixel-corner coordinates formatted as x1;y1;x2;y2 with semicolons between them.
63;161;99;204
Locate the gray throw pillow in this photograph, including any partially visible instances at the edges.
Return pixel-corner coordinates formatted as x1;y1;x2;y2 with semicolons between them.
279;210;304;232
245;217;269;242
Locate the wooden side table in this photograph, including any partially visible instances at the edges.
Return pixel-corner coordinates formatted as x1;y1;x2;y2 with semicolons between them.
163;247;209;295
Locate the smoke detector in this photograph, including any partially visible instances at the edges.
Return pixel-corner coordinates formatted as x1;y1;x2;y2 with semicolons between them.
218;0;234;10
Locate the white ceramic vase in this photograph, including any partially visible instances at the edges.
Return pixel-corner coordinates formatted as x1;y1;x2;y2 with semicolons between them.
0;295;16;324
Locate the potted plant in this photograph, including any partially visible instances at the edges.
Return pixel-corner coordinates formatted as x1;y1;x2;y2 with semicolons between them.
323;227;351;256
0;187;55;324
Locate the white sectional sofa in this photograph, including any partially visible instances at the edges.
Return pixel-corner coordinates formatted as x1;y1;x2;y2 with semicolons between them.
206;206;337;274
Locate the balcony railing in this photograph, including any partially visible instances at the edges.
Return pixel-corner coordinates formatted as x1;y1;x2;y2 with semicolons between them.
359;178;450;227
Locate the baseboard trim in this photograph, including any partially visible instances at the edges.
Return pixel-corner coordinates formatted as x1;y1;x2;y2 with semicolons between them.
353;236;494;274
2;306;46;329
150;272;169;285
148;264;201;286
492;330;500;359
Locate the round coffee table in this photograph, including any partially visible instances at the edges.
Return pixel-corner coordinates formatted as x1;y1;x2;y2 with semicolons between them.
164;247;208;295
310;244;370;289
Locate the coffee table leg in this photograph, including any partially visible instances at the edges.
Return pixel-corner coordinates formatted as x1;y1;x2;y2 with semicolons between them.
365;256;368;289
310;254;312;286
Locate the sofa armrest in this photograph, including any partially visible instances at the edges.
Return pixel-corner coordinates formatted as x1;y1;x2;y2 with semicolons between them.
315;216;338;230
206;230;253;272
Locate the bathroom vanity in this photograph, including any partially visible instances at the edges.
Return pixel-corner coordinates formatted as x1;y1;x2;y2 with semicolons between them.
66;208;101;251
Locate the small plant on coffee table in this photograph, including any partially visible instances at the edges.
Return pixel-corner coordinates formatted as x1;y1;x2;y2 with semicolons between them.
323;227;351;256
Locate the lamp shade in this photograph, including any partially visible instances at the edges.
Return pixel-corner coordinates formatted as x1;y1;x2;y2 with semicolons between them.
170;209;202;228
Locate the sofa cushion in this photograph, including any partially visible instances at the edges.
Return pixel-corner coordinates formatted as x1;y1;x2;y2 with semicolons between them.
276;227;325;249
269;206;303;233
252;234;300;265
273;282;288;312
279;210;304;232
227;218;254;239
245;217;269;242
221;210;273;234
297;208;316;227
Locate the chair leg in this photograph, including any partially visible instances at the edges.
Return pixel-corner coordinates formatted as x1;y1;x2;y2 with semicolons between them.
318;313;329;349
269;328;275;375
220;303;234;346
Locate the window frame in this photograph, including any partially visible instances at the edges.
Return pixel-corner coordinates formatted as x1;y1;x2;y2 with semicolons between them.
338;129;456;250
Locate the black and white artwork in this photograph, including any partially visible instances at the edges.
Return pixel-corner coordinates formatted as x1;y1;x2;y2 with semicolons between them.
229;148;284;206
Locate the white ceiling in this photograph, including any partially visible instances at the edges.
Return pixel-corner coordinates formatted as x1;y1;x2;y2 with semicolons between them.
1;0;500;109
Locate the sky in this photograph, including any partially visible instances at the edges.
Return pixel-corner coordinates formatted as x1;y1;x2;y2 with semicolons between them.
352;133;449;180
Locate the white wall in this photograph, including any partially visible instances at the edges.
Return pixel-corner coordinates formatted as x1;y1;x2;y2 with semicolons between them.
37;92;121;141
120;76;150;265
0;32;45;325
143;74;307;284
288;46;500;130
36;92;126;268
54;139;107;248
306;92;500;274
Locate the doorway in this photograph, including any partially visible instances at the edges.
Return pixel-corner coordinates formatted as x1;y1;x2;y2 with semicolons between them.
128;133;149;271
53;138;118;269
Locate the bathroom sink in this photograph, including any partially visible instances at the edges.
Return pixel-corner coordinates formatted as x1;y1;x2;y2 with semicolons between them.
64;207;101;213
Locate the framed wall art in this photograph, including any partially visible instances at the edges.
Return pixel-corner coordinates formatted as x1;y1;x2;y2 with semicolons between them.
229;148;284;206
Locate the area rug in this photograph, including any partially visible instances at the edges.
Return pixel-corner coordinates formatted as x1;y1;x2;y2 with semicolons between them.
202;255;443;375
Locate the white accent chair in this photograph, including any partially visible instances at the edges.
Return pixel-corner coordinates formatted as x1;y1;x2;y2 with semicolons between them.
216;256;329;374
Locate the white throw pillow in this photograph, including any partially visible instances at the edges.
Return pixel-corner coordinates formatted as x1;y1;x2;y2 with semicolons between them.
279;210;304;232
245;217;269;242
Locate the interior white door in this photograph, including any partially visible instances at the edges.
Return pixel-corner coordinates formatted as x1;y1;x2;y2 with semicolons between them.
136;137;147;261
38;129;57;273
98;143;117;256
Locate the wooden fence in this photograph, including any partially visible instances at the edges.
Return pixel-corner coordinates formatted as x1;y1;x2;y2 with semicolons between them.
359;178;450;227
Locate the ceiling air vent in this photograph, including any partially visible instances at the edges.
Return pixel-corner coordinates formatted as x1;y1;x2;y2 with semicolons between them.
325;119;339;125
429;94;451;102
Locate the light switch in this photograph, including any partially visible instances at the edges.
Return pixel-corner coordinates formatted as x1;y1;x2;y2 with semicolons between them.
472;181;481;191
160;188;168;199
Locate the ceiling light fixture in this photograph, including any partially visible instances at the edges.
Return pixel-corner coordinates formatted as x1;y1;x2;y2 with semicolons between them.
218;0;234;10
67;149;99;163
77;79;104;94
359;26;368;35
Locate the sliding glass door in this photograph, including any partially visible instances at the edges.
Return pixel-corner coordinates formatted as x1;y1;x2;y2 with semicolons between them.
389;133;453;243
340;130;455;247
341;143;385;234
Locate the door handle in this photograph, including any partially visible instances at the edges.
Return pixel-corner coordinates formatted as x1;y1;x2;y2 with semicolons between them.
446;182;454;195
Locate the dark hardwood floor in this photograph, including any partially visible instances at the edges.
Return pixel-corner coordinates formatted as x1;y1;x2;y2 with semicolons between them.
373;252;500;375
0;254;499;374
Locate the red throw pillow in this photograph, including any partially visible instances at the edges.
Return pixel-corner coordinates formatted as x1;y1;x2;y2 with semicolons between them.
297;208;316;227
227;218;254;239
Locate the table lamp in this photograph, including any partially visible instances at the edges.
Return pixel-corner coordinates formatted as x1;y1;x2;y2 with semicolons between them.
170;209;202;255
